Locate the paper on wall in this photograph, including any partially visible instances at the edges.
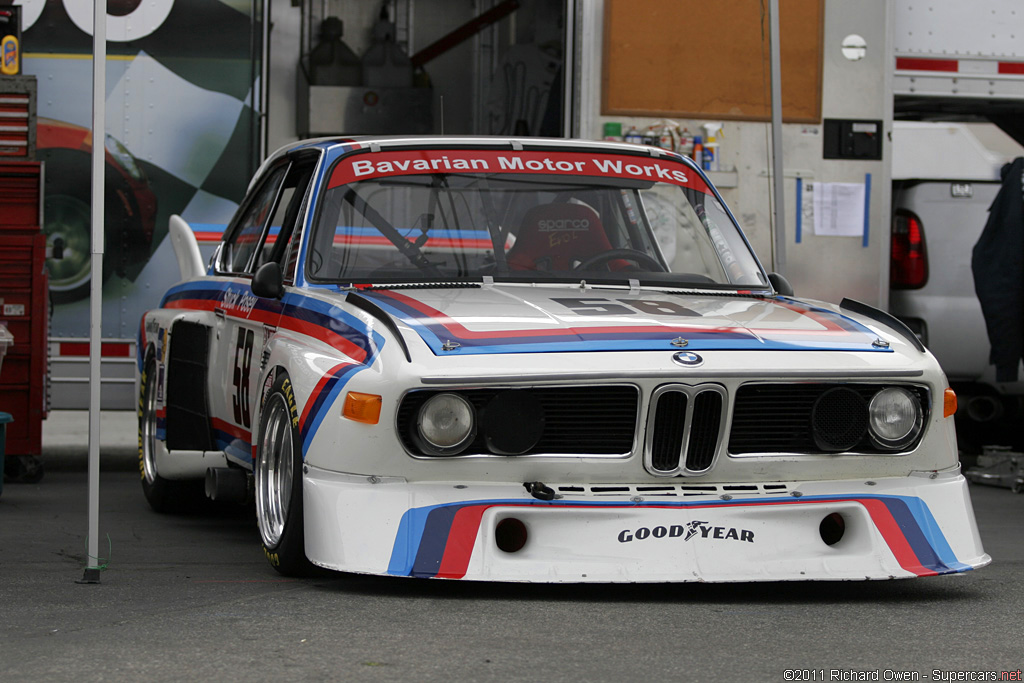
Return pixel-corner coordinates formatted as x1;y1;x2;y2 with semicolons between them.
812;182;865;237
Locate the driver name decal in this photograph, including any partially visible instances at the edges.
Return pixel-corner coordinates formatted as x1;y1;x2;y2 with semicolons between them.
331;149;708;194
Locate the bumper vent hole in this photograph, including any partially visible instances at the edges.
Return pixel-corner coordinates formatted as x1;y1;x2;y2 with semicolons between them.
495;518;528;553
819;512;846;546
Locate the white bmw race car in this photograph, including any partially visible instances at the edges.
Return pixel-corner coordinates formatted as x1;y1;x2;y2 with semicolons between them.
138;136;989;582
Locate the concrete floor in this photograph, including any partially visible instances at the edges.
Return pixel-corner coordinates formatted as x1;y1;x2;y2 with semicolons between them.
0;411;1020;681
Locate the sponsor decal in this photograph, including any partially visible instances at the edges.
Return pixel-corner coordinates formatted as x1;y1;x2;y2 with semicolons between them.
538;218;591;232
158;328;167;364
617;521;755;544
221;287;259;317
330;150;708;194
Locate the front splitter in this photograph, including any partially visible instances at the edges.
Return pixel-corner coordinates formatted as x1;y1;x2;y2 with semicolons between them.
302;468;990;582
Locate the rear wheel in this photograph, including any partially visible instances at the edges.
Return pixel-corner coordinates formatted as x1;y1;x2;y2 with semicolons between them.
255;370;314;575
139;354;203;512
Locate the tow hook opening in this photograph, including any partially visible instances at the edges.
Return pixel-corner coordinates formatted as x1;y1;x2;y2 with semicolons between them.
495;517;528;553
819;512;846;546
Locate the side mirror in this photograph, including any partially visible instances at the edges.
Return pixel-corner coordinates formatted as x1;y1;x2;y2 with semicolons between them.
768;272;794;297
251;261;284;299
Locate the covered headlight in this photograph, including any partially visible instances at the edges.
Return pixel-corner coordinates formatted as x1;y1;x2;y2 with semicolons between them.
417;393;475;455
868;387;923;450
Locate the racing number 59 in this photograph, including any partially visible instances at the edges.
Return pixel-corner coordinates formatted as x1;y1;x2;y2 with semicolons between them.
233;328;255;428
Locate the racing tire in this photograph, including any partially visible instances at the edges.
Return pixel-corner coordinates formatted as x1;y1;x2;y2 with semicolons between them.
255;369;316;576
138;353;205;513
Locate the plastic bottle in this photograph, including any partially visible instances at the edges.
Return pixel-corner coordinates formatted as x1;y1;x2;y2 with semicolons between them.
691;135;703;168
702;122;723;172
624;125;644;145
678;127;693;157
656;121;677;151
603;122;623;142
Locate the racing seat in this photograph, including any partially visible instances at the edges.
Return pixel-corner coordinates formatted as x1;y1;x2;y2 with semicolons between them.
506;203;616;271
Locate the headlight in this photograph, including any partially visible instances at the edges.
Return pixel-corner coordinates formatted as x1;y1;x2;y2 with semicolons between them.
417;393;475;455
868;387;923;450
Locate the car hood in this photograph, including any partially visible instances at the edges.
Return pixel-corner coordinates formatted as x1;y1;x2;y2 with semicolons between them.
357;285;889;356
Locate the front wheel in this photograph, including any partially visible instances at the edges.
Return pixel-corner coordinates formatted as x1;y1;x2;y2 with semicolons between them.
255;369;314;575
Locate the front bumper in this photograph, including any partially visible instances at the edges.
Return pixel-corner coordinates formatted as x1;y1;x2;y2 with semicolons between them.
303;467;990;582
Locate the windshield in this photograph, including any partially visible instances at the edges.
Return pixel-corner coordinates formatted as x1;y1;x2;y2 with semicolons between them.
306;148;767;289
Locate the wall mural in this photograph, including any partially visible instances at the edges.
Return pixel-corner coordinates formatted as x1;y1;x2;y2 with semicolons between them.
17;0;260;338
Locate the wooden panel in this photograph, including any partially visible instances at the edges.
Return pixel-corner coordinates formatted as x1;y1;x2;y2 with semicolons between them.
603;0;823;123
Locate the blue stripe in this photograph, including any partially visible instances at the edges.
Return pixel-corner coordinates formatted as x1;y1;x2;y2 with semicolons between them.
388;506;439;576
411;506;462;578
897;496;972;572
189;223;228;235
300;363;372;457
795;177;803;244
212;430;251;466
334;226;492;240
862;173;872;248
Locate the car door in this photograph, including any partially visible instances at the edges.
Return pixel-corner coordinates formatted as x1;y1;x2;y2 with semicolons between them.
210;156;316;466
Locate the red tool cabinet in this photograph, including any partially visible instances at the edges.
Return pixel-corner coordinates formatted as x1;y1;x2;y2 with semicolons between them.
0;161;48;461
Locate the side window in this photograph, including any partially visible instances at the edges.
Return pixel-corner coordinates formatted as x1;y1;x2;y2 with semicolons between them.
220;166;287;274
253;161;316;281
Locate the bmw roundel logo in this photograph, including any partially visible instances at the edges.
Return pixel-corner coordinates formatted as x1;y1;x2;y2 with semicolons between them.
672;351;704;368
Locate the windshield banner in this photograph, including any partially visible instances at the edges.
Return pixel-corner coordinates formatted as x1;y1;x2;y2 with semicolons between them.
328;148;712;194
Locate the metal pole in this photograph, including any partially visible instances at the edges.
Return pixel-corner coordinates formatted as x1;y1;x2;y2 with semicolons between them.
81;0;106;585
562;0;577;138
768;0;786;272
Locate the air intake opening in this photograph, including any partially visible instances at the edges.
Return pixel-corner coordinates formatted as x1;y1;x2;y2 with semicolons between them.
495;518;528;553
819;512;846;546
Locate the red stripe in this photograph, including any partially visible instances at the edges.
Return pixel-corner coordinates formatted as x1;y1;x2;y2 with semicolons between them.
164;295;367;362
437;505;493;578
998;61;1024;75
210;417;252;443
896;57;959;72
857;499;935;577
278;313;368;363
298;362;349;434
59;341;132;357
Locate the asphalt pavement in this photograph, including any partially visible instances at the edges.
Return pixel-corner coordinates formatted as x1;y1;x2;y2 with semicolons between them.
0;412;1022;682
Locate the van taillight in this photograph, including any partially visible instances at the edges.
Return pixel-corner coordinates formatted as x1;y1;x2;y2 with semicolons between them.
891;210;928;289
